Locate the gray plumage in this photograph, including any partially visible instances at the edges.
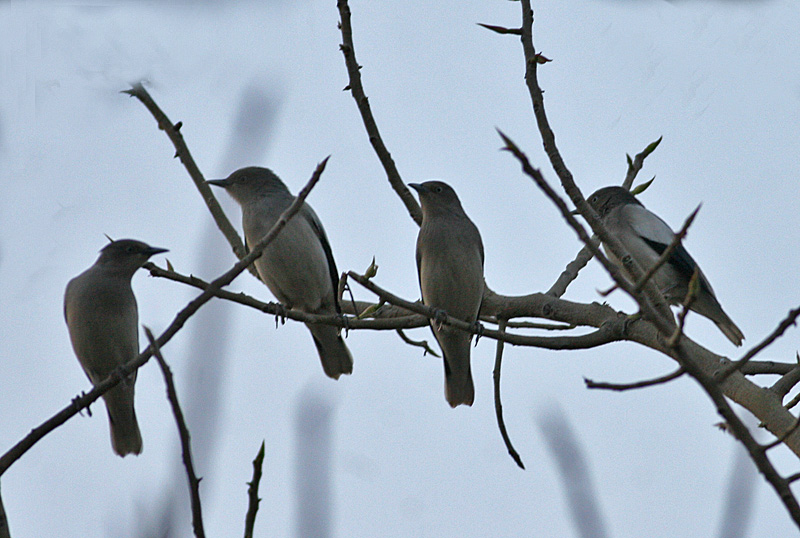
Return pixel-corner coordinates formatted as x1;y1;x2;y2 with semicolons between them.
64;239;167;456
207;167;353;379
410;181;484;407
587;186;744;346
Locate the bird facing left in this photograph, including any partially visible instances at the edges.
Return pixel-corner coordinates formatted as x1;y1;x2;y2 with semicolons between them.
64;239;168;457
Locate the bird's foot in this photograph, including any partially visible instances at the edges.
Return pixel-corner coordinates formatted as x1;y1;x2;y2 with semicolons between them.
274;303;287;327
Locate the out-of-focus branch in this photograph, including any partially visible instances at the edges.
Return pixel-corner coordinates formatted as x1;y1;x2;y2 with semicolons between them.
244;441;265;538
145;328;205;538
0;481;10;538
336;0;422;225
0;159;325;477
124;83;257;279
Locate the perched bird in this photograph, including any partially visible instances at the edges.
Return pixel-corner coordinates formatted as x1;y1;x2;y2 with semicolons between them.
410;181;484;407
207;167;353;379
64;239;167;456
586;186;744;346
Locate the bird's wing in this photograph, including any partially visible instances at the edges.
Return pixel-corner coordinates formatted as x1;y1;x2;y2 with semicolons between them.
301;203;342;314
622;204;714;293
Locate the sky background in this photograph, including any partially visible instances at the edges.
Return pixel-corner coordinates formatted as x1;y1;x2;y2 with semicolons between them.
2;0;800;537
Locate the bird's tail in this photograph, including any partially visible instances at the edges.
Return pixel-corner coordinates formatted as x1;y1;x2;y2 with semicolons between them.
692;295;745;347
103;382;142;457
715;316;745;347
307;323;354;379
439;332;475;408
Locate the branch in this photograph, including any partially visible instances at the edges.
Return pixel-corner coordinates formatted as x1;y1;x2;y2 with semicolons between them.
243;441;265;538
336;0;422;225
0;481;9;538
493;319;525;469
771;354;800;401
718;306;800;382
634;205;701;293
348;272;623;350
623;137;662;190
585;367;685;391
144;261;427;330
396;329;440;358
145;328;205;538
124;83;257;279
0;159;326;477
516;1;800;524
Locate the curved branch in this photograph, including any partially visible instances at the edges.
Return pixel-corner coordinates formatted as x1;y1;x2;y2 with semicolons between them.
124;83;257;279
336;0;422;225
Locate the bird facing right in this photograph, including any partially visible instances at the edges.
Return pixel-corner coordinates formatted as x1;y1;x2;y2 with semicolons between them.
586;186;744;346
411;181;484;407
64;239;168;457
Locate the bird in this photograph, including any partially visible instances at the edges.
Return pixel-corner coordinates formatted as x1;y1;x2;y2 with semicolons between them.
410;181;484;407
586;186;744;346
64;238;168;456
207;167;353;379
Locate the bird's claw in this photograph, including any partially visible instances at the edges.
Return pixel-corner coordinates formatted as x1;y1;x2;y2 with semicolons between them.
274;303;287;327
432;308;447;331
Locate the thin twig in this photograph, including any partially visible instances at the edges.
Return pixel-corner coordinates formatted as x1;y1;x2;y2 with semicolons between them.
243;441;266;538
623;137;662;190
144;261;427;331
124;83;257;279
585;367;685;391
396;329;440;358
771;354;800;401
634;205;701;293
666;269;700;348
493;319;525;469
0;159;326;477
336;0;422;225
145;328;205;538
717;306;800;382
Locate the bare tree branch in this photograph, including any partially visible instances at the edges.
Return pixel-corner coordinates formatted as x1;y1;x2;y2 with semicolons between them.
145;327;205;538
0;481;10;538
244;441;265;538
493;319;525;469
718;306;800;381
124;83;257;279
336;0;422;226
585;367;685;391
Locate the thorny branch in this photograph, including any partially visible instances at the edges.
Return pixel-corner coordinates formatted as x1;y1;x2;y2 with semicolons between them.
146;328;206;538
243;441;265;538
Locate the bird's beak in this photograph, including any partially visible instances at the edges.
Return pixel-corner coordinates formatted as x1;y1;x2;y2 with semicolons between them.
408;183;426;193
146;247;169;256
205;179;229;188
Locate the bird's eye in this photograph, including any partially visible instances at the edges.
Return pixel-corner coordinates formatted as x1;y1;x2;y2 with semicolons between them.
126;246;135;253
434;186;443;193
591;196;598;204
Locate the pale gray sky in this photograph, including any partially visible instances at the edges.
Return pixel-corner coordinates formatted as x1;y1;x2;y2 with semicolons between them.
1;1;799;537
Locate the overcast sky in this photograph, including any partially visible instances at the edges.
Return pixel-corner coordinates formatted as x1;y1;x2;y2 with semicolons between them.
2;1;800;537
